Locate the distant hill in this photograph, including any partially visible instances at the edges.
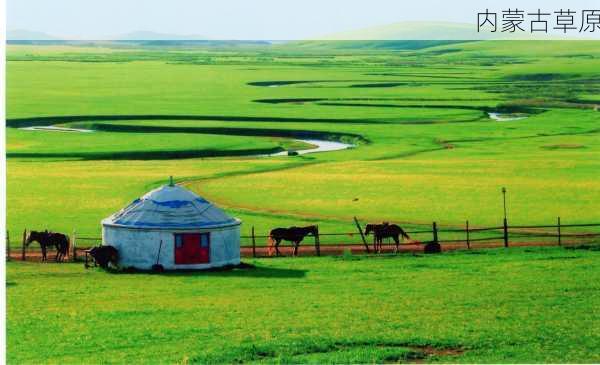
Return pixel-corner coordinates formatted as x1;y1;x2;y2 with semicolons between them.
283;20;599;51
285;40;469;51
111;30;207;41
7;29;59;40
319;21;597;41
6;29;207;41
323;21;481;40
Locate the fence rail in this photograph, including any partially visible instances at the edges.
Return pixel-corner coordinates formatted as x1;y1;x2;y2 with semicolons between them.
7;216;600;261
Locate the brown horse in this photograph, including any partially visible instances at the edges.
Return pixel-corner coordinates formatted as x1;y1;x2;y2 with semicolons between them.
25;230;70;262
365;223;410;253
268;225;319;256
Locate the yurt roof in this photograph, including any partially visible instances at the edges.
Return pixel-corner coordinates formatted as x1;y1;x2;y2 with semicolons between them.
102;184;240;230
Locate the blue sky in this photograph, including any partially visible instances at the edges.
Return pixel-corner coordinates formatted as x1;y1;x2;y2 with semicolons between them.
7;0;600;39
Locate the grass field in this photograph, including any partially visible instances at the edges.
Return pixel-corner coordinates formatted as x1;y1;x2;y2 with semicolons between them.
7;246;600;363
5;40;600;363
6;40;600;238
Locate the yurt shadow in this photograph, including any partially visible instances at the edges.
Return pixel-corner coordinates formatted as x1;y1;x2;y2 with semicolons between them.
162;265;306;279
111;264;307;278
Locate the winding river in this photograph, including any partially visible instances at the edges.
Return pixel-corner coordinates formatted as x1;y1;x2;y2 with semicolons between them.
20;126;355;157
488;112;528;121
21;126;95;132
267;139;354;156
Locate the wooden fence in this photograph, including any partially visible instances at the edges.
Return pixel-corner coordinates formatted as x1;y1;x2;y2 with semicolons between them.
237;217;600;257
6;216;600;261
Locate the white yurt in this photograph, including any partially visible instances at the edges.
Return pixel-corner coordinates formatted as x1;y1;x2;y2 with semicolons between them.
101;179;241;270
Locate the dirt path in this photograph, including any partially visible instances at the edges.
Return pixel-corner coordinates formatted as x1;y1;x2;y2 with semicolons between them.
8;240;576;263
239;240;567;257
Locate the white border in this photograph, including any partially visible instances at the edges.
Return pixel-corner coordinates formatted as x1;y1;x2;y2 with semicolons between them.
1;0;8;361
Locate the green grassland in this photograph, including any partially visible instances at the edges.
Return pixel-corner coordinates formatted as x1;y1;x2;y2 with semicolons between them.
6;40;600;239
7;247;600;363
5;40;600;363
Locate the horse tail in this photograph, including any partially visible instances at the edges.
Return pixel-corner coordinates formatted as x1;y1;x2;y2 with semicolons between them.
402;230;410;240
393;225;410;241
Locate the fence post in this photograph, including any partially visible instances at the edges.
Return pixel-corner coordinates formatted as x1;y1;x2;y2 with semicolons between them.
315;225;321;257
466;220;470;249
6;230;10;261
251;226;256;258
71;230;77;262
21;229;27;261
353;217;370;253
557;217;561;246
432;222;439;245
503;218;509;248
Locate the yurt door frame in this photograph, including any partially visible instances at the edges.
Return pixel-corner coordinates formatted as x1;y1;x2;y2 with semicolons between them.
174;233;210;265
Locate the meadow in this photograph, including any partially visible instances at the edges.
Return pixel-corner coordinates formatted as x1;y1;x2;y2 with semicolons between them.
5;40;600;238
5;40;600;363
7;246;600;363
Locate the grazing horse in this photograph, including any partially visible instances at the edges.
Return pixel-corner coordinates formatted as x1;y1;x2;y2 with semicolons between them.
25;230;70;262
88;246;119;269
268;225;319;256
365;223;410;253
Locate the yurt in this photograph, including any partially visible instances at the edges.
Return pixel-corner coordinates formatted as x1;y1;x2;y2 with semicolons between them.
101;180;241;270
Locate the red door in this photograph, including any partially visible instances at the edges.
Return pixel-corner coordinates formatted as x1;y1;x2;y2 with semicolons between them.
174;233;210;264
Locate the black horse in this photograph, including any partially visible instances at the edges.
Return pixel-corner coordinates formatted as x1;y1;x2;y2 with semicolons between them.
25;230;70;262
268;225;319;256
87;246;119;269
365;223;410;253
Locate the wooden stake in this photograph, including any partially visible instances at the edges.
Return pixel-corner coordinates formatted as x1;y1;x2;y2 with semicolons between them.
557;217;562;246
22;229;27;261
466;220;470;249
353;217;370;253
251;226;256;258
71;230;77;261
6;230;10;261
503;218;509;248
315;226;321;257
432;222;439;245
